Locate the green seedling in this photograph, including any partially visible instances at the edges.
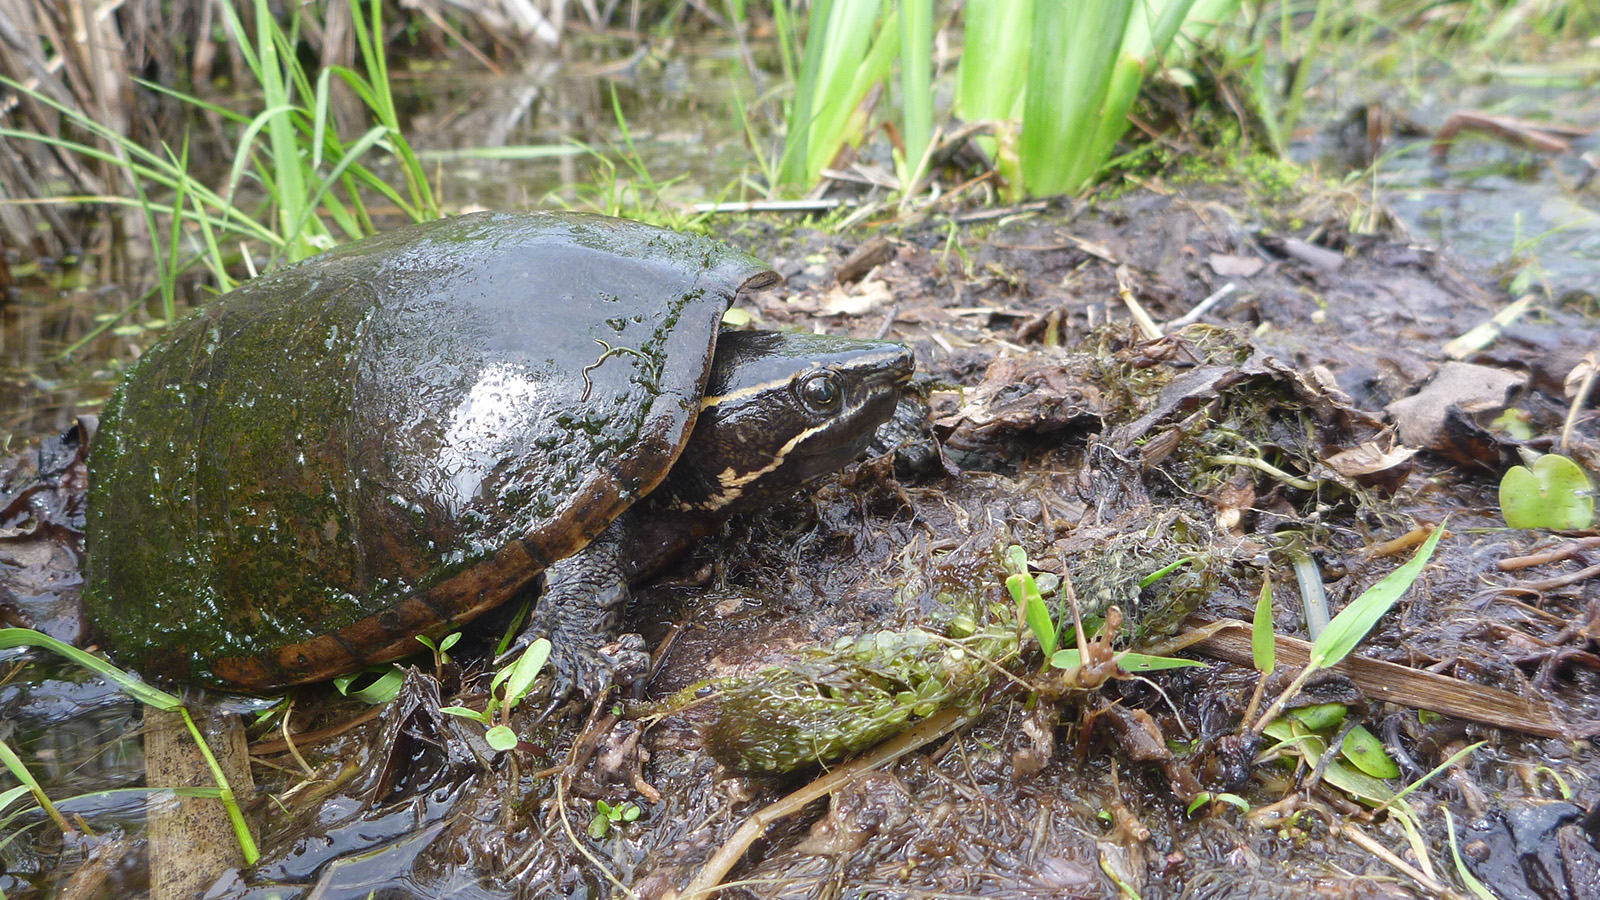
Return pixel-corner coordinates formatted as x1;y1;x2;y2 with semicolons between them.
416;631;463;672
1247;524;1445;806
1446;807;1499;900
1500;452;1594;530
1260;714;1397;807
1004;544;1058;660
1186;791;1249;815
588;799;642;839
439;638;551;751
1002;544;1204;680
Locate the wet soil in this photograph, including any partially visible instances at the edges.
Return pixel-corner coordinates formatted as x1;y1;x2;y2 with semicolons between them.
3;167;1600;900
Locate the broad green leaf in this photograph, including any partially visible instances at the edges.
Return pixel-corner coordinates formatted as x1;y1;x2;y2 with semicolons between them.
333;666;404;704
1288;702;1345;732
1310;524;1445;669
1321;758;1396;806
1008;572;1056;659
497;638;552;711
897;0;933;184
1212;792;1250;812
485;725;519;752
1341;725;1401;780
1500;454;1594;530
1020;1;1133;196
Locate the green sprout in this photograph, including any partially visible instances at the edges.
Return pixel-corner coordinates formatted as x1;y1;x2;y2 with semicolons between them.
1002;544;1204;679
588;799;642;839
438;638;552;752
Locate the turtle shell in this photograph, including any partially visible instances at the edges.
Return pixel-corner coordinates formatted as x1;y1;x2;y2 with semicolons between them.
84;211;778;690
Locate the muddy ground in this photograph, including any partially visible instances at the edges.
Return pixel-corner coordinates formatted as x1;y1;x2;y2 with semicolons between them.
3;167;1599;900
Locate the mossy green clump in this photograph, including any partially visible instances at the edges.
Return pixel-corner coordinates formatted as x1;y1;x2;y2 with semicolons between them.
693;617;1016;774
683;511;1215;774
1060;510;1216;642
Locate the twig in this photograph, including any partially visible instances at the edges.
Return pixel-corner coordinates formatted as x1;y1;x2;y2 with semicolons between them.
692;199;849;214
1180;618;1568;738
1561;349;1599;455
680;706;969;898
1337;823;1462;899
952;200;1051;223
1166;283;1237;329
1499;536;1600;571
1515;562;1600;594
1115;265;1163;340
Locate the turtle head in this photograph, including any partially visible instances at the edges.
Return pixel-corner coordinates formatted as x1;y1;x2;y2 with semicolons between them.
661;330;914;514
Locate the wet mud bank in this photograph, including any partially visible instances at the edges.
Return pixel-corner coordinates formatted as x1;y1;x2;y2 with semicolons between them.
3;170;1598;899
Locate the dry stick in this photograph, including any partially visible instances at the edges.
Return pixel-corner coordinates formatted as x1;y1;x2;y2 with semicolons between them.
1115;266;1163;340
250;705;384;757
1166;282;1237;330
1174;619;1568;738
1499;536;1600;571
1561;349;1600;455
1517;562;1600;594
680;706;970;899
694;198;849;214
1337;823;1464;900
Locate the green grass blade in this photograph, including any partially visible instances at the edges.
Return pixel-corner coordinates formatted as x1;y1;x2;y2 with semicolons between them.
1074;0;1200;188
1252;577;1275;674
778;0;834;188
955;0;1031;122
0;629;184;709
1019;1;1134;196
162;137;193;322
175;707;260;865
281;125;388;246
806;2;897;185
1310;525;1445;669
135;77;252;125
0;741;69;835
897;0;933;185
222;104;299;205
252;0;312;258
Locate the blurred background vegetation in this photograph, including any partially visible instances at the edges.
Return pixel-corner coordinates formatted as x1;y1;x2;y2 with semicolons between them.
0;0;1595;327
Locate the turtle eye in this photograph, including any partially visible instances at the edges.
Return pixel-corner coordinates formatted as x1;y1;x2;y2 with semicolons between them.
798;371;842;414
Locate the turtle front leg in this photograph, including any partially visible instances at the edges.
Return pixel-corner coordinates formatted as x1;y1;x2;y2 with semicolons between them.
510;522;652;701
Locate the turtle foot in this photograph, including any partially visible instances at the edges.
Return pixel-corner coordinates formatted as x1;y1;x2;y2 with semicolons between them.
514;629;649;705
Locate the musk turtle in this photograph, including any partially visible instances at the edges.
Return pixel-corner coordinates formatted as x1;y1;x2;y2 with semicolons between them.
84;211;913;695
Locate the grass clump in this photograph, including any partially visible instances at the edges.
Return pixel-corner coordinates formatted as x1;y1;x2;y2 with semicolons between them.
2;0;438;349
